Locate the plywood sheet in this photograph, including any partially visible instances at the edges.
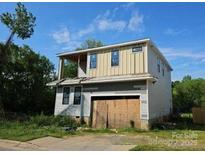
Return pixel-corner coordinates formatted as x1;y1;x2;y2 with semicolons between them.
92;97;140;129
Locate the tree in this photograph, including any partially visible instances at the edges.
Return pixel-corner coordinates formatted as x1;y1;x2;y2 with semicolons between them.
0;2;36;116
0;2;36;48
75;39;104;51
1;43;55;115
182;75;192;81
63;39;104;78
63;60;78;78
173;76;205;113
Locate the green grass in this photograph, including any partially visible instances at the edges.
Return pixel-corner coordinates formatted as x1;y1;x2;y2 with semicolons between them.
0;114;79;141
130;144;204;151
0;113;205;151
0;121;75;141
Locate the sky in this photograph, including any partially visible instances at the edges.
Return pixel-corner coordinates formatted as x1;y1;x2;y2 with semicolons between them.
0;2;205;81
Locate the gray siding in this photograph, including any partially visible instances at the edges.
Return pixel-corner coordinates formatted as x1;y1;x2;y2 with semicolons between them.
147;45;172;119
54;80;149;120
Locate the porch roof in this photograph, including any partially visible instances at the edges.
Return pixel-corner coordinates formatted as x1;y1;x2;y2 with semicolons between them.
46;73;157;87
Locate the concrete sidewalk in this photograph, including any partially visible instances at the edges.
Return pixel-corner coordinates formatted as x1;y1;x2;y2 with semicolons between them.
0;134;140;151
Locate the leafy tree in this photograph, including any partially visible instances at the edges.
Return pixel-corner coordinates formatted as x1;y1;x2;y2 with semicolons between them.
63;60;78;78
75;39;104;51
63;39;103;78
1;43;55;115
182;75;192;81
0;2;36;116
0;2;36;47
173;75;205;113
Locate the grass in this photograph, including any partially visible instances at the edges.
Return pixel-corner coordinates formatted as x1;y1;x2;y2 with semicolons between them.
130;144;204;151
0;114;79;141
0;113;205;151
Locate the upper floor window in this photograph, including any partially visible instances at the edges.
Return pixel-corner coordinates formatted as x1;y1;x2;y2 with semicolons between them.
73;86;82;105
90;54;97;69
111;50;119;66
157;58;160;73
132;46;142;53
62;87;70;105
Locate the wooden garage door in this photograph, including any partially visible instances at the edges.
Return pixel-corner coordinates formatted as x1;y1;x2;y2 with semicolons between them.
92;97;140;128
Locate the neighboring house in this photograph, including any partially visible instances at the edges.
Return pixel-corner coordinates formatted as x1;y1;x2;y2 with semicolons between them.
47;38;173;130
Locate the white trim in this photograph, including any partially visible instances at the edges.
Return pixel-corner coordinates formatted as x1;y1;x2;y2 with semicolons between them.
73;85;83;106
90;93;141;97
86;53;90;76
62;86;71;105
146;79;149;120
58;58;62;80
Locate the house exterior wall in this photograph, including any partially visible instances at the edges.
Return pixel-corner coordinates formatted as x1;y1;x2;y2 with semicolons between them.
54;81;149;122
53;39;172;129
147;45;172;120
87;43;148;77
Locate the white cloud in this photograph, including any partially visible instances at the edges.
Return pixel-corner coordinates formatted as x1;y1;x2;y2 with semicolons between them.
128;11;144;32
160;47;205;63
121;2;136;9
77;5;144;37
50;4;144;50
93;10;127;31
50;26;70;44
95;18;126;32
164;28;188;36
61;41;81;50
78;25;95;38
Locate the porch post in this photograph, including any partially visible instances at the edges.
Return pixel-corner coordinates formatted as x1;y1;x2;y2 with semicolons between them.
58;57;64;80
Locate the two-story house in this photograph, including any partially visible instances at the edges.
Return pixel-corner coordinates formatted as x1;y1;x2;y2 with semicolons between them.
47;38;173;130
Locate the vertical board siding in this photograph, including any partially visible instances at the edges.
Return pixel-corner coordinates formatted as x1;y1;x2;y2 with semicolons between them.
88;45;146;77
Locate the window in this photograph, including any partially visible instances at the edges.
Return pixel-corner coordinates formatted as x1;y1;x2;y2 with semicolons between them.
162;63;165;76
74;86;82;105
111;50;119;66
157;58;160;73
132;46;142;53
62;87;70;104
90;54;97;69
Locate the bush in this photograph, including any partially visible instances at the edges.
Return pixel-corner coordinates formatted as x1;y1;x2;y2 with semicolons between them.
54;115;78;127
29;114;78;127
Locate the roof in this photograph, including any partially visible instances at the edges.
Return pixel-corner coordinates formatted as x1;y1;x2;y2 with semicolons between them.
47;73;157;86
56;38;172;71
57;38;150;57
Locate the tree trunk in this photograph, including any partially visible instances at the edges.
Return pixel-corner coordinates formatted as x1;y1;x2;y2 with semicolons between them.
5;31;15;48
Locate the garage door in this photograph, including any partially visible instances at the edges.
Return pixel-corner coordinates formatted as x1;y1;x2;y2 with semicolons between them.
91;96;140;128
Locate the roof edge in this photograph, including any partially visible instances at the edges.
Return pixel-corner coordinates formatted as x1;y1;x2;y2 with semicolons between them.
56;38;151;57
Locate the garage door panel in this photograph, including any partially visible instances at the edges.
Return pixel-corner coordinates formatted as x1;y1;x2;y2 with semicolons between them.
92;97;140;128
107;100;115;128
93;100;108;128
127;99;140;128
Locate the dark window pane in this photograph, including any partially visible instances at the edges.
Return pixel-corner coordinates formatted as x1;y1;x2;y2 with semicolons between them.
157;58;160;73
90;54;97;69
111;50;119;66
74;87;81;105
62;87;70;104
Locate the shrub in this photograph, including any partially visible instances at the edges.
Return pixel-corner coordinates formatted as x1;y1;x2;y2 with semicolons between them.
29;114;54;126
29;114;78;127
54;115;78;127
